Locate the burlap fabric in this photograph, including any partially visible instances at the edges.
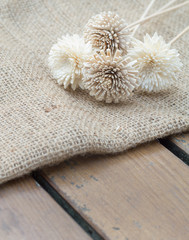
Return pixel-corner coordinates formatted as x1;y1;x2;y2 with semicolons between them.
0;0;188;184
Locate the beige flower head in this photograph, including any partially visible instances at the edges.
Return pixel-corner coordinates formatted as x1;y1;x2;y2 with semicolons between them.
82;49;139;103
128;32;183;92
84;11;131;54
48;34;93;90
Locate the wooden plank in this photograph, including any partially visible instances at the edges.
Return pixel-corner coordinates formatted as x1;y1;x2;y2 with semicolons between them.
0;177;91;240
42;142;189;240
169;133;189;155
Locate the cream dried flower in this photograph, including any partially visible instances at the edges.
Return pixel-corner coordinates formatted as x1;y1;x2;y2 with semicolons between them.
48;34;93;90
82;49;139;103
84;11;131;54
128;32;183;92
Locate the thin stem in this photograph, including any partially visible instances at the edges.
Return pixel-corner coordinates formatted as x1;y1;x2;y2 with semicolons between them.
130;0;177;31
132;0;156;37
158;0;177;12
126;1;189;29
169;25;189;45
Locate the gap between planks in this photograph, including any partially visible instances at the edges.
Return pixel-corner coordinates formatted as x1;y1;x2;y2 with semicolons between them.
159;133;189;165
34;141;189;240
32;172;104;240
0;176;91;240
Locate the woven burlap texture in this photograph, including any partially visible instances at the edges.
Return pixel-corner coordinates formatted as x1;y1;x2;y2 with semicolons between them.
0;0;189;184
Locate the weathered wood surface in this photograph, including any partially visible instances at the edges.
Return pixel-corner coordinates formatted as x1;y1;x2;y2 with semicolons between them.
43;141;189;240
169;133;189;154
0;177;91;240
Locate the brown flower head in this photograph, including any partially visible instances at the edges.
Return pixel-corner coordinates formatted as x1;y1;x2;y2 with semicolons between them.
84;11;131;54
82;49;139;103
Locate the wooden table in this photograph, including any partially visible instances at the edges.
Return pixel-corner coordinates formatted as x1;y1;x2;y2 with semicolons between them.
0;134;189;240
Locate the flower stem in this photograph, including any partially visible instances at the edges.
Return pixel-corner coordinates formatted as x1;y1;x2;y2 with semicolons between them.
158;0;177;12
132;0;156;37
127;1;189;29
131;0;177;34
169;25;189;45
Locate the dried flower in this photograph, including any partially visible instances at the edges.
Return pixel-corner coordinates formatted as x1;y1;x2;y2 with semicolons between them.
84;11;131;54
48;34;93;90
128;32;183;92
82;49;139;103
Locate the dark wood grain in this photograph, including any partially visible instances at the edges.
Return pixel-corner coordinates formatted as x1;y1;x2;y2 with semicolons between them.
0;177;91;240
42;141;189;240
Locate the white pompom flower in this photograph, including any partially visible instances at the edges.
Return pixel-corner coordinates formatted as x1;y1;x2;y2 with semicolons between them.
48;34;93;90
82;49;139;103
84;11;132;54
128;32;183;92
